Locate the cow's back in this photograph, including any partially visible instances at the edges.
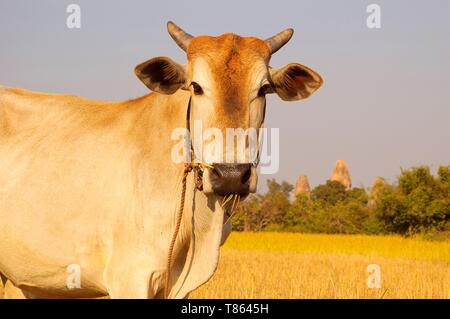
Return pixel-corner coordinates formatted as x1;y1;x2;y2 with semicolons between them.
1;86;118;135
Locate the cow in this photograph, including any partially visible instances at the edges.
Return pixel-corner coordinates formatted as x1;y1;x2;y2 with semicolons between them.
0;21;322;299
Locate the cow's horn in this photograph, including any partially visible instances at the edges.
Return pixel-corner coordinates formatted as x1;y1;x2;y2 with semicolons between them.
167;21;193;52
265;28;294;54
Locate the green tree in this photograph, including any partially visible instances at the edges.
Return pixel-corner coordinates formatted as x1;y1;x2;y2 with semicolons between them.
438;165;450;195
376;166;450;234
284;193;312;231
398;166;441;196
306;201;371;234
311;180;348;206
347;187;369;205
438;165;450;184
232;179;293;231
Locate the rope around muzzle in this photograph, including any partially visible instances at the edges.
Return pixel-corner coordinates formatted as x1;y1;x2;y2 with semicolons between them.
164;162;194;298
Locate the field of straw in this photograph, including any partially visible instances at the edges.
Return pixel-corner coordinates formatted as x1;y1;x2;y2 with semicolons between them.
191;232;450;299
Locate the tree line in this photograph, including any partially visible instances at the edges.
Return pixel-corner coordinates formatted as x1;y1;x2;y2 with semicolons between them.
232;165;450;239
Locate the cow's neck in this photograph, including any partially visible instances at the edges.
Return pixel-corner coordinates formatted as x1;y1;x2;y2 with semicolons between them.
128;91;225;297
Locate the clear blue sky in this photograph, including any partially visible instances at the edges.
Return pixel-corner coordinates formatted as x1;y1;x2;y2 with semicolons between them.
1;0;449;191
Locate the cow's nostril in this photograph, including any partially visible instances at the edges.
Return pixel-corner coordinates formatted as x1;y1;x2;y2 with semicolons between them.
241;165;252;184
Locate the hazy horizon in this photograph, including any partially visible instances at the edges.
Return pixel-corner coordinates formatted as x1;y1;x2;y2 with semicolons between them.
1;0;449;192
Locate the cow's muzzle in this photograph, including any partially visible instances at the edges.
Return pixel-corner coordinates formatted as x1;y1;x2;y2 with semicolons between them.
202;163;258;196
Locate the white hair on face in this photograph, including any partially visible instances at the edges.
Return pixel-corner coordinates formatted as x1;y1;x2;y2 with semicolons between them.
248;60;268;129
190;57;214;96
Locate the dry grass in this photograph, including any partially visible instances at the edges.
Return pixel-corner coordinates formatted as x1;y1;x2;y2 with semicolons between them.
191;232;450;299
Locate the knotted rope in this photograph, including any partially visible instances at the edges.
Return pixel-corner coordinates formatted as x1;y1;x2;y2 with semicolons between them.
164;162;194;298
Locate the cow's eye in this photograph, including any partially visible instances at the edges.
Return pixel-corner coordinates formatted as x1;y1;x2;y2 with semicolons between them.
258;83;272;96
191;82;203;95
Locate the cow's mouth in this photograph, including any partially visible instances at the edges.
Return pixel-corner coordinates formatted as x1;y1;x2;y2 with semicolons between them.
200;163;257;197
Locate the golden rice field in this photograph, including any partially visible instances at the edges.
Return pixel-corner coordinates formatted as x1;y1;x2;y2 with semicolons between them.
191;232;450;299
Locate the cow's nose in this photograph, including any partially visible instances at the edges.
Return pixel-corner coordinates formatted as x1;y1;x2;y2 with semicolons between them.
209;163;252;196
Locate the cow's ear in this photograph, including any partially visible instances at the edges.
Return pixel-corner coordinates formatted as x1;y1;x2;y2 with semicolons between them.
135;57;186;94
269;63;323;101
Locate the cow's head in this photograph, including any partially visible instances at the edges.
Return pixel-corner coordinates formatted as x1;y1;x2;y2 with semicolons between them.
135;21;322;198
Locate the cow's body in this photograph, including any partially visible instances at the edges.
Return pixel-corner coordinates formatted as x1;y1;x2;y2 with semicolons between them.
0;21;323;299
0;86;227;298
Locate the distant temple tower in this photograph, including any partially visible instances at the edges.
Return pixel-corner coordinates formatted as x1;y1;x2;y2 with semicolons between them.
295;174;311;197
370;176;385;199
330;160;352;190
368;176;386;208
